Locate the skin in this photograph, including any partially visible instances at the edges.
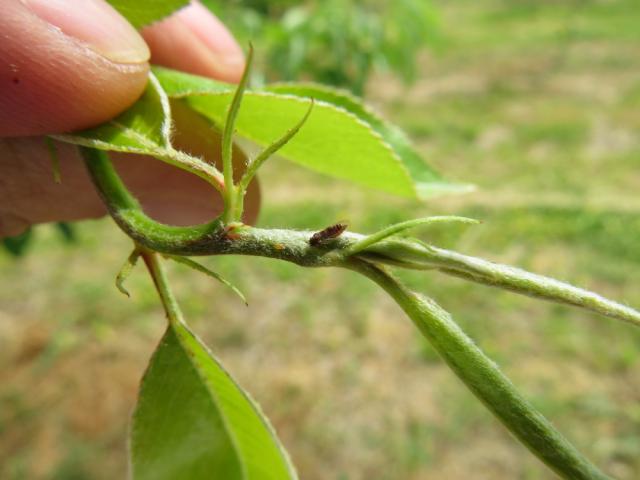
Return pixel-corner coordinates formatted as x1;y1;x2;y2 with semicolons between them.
0;0;259;237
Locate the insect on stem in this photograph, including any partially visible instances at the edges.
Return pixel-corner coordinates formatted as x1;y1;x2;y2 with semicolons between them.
309;221;349;246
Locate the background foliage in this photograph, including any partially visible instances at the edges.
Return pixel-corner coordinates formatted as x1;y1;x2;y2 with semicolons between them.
202;0;440;94
2;0;640;479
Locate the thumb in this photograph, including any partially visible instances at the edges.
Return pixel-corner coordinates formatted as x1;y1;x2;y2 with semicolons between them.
0;0;150;137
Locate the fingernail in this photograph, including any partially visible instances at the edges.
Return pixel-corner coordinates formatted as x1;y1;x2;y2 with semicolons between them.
23;0;150;64
179;2;245;79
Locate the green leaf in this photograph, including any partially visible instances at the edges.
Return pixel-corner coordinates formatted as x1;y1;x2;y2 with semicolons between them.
153;66;230;97
153;67;418;197
55;73;171;154
153;67;472;198
236;100;315;195
106;0;189;29
131;321;297;480
194;93;417;197
358;263;610;480
266;83;474;198
54;73;224;189
346;215;479;255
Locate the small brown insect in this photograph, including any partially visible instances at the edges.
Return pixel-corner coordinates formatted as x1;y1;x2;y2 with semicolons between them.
309;222;348;246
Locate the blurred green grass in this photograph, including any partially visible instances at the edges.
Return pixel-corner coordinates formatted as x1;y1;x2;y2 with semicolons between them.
2;1;640;479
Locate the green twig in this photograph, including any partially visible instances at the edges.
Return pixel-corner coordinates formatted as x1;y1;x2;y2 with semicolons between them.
83;143;640;478
141;250;184;325
345;215;478;255
369;242;640;329
159;147;225;194
350;259;611;480
81;146;640;329
54;72;226;194
222;44;254;223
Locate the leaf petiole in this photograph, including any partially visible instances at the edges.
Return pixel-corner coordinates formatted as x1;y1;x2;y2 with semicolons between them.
221;44;254;223
141;250;183;325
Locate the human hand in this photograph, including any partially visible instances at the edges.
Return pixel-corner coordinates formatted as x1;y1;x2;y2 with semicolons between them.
0;0;259;238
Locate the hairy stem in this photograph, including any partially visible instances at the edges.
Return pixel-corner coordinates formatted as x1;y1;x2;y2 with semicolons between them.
345;215;477;255
81;147;640;328
141;249;183;325
408;244;640;328
235;100;314;219
83;143;638;478
160;147;225;194
350;259;610;480
221;45;253;223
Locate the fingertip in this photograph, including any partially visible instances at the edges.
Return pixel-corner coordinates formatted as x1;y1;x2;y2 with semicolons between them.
0;0;150;136
179;2;245;66
24;0;150;64
142;1;245;83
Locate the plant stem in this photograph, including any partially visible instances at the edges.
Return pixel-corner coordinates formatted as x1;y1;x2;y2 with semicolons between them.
81;146;640;328
221;45;253;223
399;243;640;328
81;146;224;250
84;143;636;478
141;249;184;325
350;259;610;480
345;215;478;255
161;147;225;194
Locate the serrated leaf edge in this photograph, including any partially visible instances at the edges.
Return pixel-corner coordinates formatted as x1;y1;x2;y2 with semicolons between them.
185;91;418;198
266;82;476;196
174;322;299;480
